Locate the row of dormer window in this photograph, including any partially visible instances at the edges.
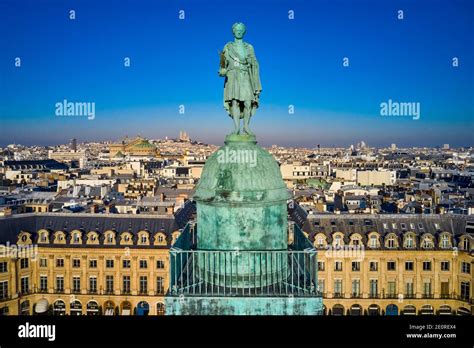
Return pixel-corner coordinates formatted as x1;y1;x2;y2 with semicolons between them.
314;232;471;250
17;230;180;246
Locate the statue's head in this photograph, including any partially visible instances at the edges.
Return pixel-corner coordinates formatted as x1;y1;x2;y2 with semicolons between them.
232;22;246;39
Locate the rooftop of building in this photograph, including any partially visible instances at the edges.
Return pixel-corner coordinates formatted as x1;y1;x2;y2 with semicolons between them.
0;201;196;245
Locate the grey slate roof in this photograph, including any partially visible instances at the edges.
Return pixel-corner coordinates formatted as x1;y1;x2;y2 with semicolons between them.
300;213;472;247
0;201;196;248
288;201;473;248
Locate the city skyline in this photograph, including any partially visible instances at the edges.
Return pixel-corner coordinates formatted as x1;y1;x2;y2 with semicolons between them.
1;0;473;148
1;131;470;151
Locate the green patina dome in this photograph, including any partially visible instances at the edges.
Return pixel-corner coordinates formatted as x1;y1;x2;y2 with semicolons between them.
135;139;155;148
194;135;289;251
194;137;288;204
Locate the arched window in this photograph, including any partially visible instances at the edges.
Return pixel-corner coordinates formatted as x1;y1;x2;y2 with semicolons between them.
316;236;325;248
87;232;99;244
462;237;470;251
405;234;415;249
157;302;165;316
72;232;81;244
40;232;48;243
441;234;450;249
369;235;378;248
422;235;433;249
334;235;342;247
386;234;397;249
120;232;133;245
350;234;362;247
154;233;167;245
402;305;416;315
104;231;115;245
70;300;82;316
332;304;344;316
53;231;66;244
138;231;150;245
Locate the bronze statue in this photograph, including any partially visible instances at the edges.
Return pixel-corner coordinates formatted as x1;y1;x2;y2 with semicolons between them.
219;23;262;136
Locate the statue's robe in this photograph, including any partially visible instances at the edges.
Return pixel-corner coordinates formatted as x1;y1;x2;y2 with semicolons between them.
222;41;262;118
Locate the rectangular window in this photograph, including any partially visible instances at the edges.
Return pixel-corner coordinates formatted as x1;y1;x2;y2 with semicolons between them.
405;261;414;271
334;261;342;271
369;236;378;248
441;282;449;297
460;281;470;301
334;279;342;297
461;262;471;274
139;260;148;269
0;281;8;300
423;280;432;297
72;259;81;268
351;279;360;297
122;276;131;294
317;261;325;271
156;260;165;269
156;276;165;294
369;279;378;298
20;258;29;269
106;259;114;268
351;262;360;272
89;277;97;293
122;259;131;269
317;279;325;293
105;275;114;293
20;277;29;294
56;276;64;292
40;276;48;292
405;282;414;297
387;281;396;297
369;261;378;272
139;276;148;294
441;261;450;271
0;262;7;273
422;261;431;271
89;259;97;268
387;238;395;248
39;258;47;267
387;261;396;271
56;258;64;268
72;276;81;293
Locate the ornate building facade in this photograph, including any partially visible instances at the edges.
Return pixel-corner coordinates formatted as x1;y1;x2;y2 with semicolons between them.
0;201;195;315
292;205;474;316
109;137;158;159
0;201;472;316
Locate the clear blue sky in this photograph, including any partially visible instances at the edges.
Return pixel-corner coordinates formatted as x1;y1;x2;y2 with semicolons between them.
0;0;473;147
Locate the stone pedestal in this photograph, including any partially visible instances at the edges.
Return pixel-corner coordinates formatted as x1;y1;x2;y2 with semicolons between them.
193;134;289;287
